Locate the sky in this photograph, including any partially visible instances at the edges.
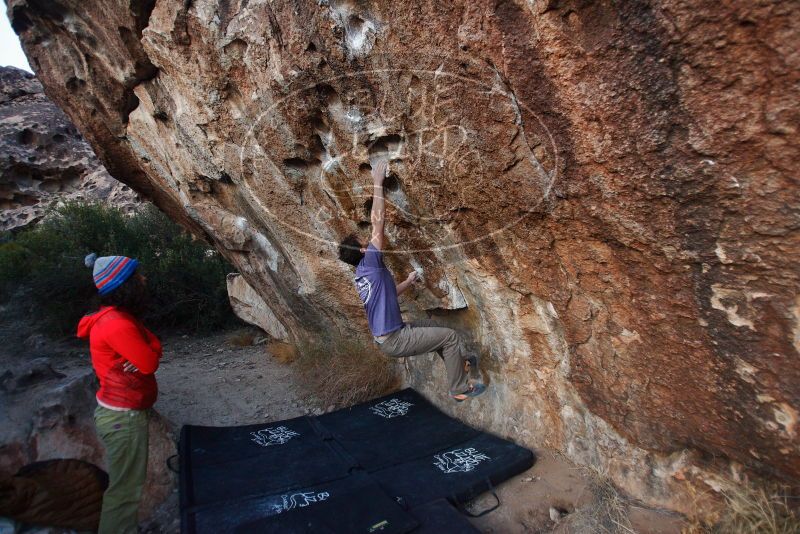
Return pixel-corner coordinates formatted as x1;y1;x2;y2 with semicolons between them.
1;5;33;73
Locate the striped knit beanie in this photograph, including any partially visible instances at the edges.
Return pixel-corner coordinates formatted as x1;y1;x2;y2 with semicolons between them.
84;253;139;295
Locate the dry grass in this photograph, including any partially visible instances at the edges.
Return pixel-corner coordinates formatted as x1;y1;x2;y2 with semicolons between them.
684;482;800;534
291;334;400;408
226;327;259;347
267;341;299;364
557;466;636;534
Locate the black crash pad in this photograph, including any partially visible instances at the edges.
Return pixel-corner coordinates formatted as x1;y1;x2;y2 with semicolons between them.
179;388;535;533
316;388;481;471
233;475;419;534
373;431;535;508
179;416;351;507
186;474;421;534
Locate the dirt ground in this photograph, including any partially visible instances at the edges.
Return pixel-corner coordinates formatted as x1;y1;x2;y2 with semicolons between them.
141;329;686;534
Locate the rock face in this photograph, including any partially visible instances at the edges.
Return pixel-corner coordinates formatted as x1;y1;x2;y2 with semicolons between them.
7;0;798;512
227;273;288;341
0;66;138;231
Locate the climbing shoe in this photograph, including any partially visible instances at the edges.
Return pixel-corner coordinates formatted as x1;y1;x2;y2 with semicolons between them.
452;383;486;402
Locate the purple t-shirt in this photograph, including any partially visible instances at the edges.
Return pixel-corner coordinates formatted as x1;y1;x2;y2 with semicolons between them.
354;243;404;336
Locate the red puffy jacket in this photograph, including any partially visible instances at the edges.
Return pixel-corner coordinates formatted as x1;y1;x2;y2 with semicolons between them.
76;306;161;410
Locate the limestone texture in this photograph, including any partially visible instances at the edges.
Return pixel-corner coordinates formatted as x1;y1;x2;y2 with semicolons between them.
0;67;138;231
227;272;289;340
7;0;798;512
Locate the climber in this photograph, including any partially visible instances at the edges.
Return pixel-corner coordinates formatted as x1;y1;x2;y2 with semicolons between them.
338;160;486;402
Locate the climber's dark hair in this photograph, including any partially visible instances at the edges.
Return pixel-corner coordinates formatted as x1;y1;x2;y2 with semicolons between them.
95;271;149;317
338;234;364;266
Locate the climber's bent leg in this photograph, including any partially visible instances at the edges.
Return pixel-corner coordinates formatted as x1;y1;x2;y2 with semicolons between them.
378;322;470;396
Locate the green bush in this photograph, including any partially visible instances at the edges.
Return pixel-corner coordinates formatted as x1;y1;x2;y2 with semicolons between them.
0;202;236;336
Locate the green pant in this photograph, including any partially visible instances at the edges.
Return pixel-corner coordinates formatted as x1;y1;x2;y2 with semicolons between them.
94;405;149;534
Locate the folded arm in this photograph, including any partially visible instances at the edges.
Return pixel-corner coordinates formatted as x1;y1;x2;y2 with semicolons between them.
104;320;162;374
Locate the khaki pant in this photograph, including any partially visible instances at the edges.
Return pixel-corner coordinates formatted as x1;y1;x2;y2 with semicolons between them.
94;405;149;534
378;320;472;396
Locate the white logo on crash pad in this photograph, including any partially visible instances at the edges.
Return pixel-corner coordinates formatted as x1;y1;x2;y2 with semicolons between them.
433;447;491;474
275;491;330;514
370;398;413;418
250;426;299;447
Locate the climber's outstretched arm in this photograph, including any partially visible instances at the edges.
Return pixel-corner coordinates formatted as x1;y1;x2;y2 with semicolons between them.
370;160;387;250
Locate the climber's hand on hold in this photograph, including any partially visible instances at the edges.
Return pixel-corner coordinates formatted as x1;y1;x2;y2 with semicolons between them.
371;161;387;186
397;271;418;296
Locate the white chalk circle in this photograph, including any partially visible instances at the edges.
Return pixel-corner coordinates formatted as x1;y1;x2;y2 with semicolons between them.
237;56;558;254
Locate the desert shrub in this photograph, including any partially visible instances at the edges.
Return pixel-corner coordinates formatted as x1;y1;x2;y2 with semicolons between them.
0;202;236;336
0;240;28;283
267;341;299;364
290;334;400;408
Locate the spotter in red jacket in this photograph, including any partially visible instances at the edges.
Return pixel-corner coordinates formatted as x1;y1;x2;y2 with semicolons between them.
77;306;161;410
